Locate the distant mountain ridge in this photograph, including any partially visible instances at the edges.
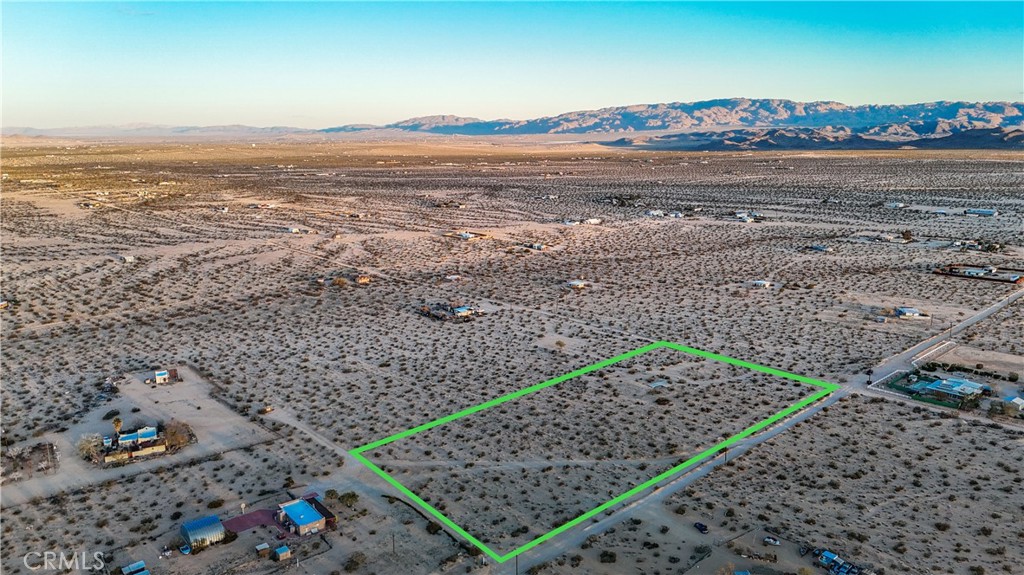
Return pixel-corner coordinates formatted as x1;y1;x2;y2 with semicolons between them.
6;98;1024;149
353;99;1024;136
606;127;1024;151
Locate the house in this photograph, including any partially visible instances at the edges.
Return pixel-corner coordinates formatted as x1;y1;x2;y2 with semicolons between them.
750;280;771;289
668;211;683;218
118;426;158;447
819;551;843;567
120;255;135;263
285;227;300;234
965;208;998;217
895;307;922;318
1004;396;1024;413
452;306;474;318
277;499;326;536
274;546;292;561
305;496;338;529
583;218;603;225
154;370;170;384
649;380;669;389
885;202;907;209
180;516;226;552
566;280;587;290
645;209;665;217
810;245;833;253
923;378;989;402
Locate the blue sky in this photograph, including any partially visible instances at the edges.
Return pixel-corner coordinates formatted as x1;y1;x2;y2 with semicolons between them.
3;1;1022;128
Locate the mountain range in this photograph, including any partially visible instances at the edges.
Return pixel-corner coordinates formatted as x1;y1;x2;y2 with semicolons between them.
5;98;1023;149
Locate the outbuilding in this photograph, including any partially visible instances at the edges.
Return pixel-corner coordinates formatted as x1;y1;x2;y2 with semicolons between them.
1004;396;1024;413
180;516;226;551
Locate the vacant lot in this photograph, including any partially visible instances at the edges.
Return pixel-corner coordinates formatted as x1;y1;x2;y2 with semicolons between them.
1;141;1020;574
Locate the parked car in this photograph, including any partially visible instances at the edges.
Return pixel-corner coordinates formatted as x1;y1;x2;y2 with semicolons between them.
694;522;709;534
763;536;781;546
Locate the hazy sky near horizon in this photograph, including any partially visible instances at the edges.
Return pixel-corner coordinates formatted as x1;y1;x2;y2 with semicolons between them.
3;1;1022;128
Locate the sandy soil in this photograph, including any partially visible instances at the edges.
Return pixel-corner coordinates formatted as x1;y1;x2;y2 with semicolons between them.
1;142;1021;575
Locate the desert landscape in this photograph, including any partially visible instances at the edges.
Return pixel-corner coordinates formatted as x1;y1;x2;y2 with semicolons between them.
1;140;1022;575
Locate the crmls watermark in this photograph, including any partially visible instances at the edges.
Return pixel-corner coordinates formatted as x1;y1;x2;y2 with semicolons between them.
22;551;105;571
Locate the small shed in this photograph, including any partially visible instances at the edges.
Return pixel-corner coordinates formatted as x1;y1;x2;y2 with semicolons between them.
121;561;146;575
567;280;587;290
274;546;292;561
895;307;922;318
120;255;135;263
255;543;271;558
154;370;170;384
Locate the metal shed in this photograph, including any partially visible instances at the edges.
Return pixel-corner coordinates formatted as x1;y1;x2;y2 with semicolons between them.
180;515;226;549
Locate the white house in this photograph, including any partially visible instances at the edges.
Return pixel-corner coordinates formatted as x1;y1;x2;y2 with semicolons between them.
751;280;771;289
566;280;587;290
895;307;922;318
1004;396;1024;413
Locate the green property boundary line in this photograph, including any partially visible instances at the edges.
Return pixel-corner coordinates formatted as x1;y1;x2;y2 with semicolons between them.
350;341;839;563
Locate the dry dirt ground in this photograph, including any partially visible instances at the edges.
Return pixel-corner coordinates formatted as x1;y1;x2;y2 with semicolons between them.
1;141;1021;575
532;394;1024;575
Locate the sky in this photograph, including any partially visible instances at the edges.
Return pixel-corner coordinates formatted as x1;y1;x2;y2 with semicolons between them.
2;1;1022;128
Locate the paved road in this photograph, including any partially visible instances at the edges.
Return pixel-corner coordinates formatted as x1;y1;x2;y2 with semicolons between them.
853;287;1024;394
504;285;1023;574
258;284;1023;575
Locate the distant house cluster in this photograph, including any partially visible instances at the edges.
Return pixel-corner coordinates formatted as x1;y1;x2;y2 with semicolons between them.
934;264;1023;284
729;210;765;222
